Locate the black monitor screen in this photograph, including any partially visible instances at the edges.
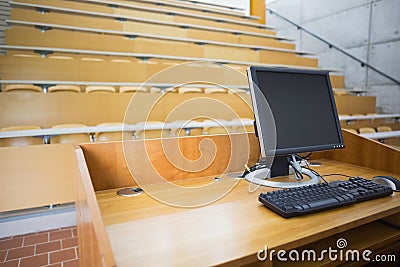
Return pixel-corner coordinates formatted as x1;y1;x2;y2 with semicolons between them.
247;67;344;157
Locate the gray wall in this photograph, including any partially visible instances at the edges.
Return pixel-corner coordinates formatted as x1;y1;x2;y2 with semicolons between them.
265;0;400;113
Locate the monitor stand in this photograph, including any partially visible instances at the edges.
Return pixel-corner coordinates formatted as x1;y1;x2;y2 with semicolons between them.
244;155;320;188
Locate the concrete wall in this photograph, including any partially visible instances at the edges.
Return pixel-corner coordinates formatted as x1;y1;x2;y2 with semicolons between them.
265;0;400;113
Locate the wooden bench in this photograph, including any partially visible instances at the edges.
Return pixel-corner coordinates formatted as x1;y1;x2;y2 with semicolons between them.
7;20;306;53
11;2;282;39
84;0;257;22
0;52;346;88
0;91;254;128
4;27;316;65
0;44;322;69
16;0;270;33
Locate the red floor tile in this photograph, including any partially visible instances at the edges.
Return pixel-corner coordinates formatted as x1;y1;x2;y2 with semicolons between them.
24;233;49;246
61;237;78;249
0;259;19;267
6;245;34;261
36;240;61;255
19;254;48;267
49;248;76;264
49;230;72;242
0;250;6;262
0;238;23;251
1;226;78;267
63;259;79;267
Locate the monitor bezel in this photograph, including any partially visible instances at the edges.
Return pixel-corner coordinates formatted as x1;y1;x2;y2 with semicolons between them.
247;66;345;158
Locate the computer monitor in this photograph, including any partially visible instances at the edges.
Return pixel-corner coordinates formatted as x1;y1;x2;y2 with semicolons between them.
246;66;345;188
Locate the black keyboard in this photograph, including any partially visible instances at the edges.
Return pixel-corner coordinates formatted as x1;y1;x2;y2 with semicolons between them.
259;177;393;218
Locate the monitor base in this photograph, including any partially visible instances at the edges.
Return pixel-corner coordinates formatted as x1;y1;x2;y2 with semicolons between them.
244;167;320;188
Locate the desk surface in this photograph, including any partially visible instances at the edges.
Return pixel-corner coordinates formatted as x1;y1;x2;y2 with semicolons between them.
96;159;400;266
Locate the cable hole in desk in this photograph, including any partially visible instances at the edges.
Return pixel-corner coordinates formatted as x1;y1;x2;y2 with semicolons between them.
116;187;143;197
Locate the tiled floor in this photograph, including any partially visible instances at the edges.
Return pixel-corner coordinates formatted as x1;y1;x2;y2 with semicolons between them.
0;226;79;267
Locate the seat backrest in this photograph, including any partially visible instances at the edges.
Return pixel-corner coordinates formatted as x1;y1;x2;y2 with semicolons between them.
377;126;392;132
48;85;81;93
178;87;203;94
204;88;228;94
85;86;116;93
0;125;43;147
358;127;376;134
149;87;162;93
119;86;148;93
4;84;42;93
96;122;132;142
50;124;91;144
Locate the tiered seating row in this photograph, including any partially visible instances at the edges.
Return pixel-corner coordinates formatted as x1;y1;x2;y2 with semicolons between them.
11;1;286;41
1;83;249;93
172;0;246;12
0;118;255;146
0;44;323;72
7;20;307;54
83;0;257;22
14;0;270;33
106;0;253;19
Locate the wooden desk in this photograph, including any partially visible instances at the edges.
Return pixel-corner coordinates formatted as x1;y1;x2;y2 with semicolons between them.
96;160;400;266
74;132;400;266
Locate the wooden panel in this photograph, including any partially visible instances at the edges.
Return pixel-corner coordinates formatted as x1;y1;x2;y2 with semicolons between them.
0;144;75;212
0;52;250;83
74;147;116;267
322;129;400;174
330;74;345;88
334;95;376;114
251;0;266;24
21;0;271;34
5;26;307;65
10;8;283;47
96;0;253;22
0;92;253;128
80;133;261;191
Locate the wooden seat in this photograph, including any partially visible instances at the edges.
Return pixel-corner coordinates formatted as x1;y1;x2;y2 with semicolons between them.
358;127;376;134
85;86;116;93
135;121;170;139
50;124;91;144
119;86;148;93
377;126;392;132
95;122;132;142
177;87;203;94
204;88;228;94
4;84;42;93
149;87;162;93
0;125;43;147
164;87;179;94
48;85;81;93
